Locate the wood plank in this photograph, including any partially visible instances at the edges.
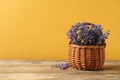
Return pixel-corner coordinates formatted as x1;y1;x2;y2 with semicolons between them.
0;60;119;80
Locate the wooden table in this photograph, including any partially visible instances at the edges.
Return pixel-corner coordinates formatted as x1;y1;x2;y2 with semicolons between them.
0;60;119;80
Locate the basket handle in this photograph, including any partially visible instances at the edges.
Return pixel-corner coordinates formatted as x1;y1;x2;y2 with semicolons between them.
84;22;92;25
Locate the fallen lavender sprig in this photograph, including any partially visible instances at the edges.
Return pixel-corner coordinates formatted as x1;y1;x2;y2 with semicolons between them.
51;62;70;70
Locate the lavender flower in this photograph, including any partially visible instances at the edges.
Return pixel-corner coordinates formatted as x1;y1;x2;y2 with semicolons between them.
51;63;69;70
66;22;110;46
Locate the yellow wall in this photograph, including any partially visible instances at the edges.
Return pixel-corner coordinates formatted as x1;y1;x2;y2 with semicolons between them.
0;0;120;60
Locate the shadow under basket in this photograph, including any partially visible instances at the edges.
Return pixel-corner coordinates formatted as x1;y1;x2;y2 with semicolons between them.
68;44;106;70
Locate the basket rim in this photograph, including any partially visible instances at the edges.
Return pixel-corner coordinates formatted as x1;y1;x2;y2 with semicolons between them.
69;44;106;48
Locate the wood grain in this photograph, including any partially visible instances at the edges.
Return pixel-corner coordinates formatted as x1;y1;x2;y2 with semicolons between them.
0;60;119;80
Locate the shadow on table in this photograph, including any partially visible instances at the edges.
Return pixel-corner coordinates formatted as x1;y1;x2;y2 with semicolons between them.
102;65;120;71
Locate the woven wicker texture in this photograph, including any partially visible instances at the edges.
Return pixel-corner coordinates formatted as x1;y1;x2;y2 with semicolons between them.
68;44;106;70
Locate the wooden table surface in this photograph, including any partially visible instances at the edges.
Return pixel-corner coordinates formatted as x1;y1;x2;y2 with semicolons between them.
0;60;119;80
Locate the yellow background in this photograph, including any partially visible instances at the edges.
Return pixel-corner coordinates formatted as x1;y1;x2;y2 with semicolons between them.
0;0;120;60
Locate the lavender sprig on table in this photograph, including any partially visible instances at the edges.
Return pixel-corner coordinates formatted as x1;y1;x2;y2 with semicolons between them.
51;63;69;70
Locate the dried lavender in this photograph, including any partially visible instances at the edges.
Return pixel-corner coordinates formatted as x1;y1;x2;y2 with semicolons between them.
66;22;110;46
51;63;69;70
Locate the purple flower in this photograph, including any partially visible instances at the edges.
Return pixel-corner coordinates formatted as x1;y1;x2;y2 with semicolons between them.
51;63;69;70
78;22;87;31
58;63;69;70
99;35;105;40
66;21;110;46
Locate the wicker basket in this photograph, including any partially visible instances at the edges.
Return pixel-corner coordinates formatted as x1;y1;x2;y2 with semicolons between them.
68;44;106;70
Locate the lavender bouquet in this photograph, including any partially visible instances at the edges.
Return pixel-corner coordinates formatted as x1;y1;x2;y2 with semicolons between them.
66;22;110;46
